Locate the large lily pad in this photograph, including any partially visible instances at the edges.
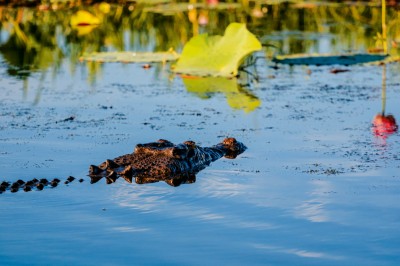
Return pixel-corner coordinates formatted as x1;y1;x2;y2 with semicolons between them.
81;51;179;63
182;76;260;112
174;23;262;77
272;53;388;66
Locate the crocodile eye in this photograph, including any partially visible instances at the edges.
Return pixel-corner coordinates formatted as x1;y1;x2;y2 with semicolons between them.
183;141;196;147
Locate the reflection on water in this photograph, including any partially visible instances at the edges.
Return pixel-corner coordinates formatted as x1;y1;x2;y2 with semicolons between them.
182;76;261;112
89;170;197;187
1;1;400;109
0;20;62;78
293;179;335;223
371;65;398;141
372;113;398;139
89;137;247;186
252;243;344;260
1;4;400;264
1;137;246;193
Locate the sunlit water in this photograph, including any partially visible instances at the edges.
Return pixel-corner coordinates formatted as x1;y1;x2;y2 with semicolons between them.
1;3;400;265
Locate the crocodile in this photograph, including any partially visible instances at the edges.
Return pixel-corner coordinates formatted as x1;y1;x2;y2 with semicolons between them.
0;138;246;193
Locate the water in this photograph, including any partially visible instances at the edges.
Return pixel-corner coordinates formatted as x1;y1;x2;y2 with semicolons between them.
1;2;400;265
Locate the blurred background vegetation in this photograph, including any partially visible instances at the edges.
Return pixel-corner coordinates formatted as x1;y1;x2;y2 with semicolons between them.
0;0;399;80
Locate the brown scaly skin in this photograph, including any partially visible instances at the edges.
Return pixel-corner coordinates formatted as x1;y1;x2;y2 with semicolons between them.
89;137;247;185
0;138;246;193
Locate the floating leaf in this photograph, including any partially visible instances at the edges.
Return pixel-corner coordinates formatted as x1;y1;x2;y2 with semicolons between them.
174;23;262;77
70;10;101;27
182;76;260;112
81;50;179;63
272;53;388;66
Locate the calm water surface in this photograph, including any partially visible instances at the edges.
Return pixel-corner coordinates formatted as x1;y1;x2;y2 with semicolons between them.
0;2;400;265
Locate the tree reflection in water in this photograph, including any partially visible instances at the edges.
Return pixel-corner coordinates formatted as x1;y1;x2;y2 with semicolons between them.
0;1;399;107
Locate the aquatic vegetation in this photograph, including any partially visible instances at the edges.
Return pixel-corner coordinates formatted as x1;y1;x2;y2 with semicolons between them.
81;50;179;63
372;114;398;138
82;22;262;78
372;64;398;140
0;0;399;107
174;23;262;77
1;2;400;265
272;53;388;66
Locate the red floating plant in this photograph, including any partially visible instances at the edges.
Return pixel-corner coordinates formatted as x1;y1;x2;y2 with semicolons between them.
372;113;398;138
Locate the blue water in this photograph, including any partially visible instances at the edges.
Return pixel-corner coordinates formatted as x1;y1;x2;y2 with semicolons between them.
1;55;399;265
1;7;400;266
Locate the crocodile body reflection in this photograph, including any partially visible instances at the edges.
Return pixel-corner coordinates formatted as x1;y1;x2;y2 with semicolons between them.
89;137;247;186
0;138;246;194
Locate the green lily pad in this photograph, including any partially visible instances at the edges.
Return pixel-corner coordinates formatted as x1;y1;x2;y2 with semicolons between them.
173;23;262;77
272;53;388;66
182;76;260;112
81;51;179;63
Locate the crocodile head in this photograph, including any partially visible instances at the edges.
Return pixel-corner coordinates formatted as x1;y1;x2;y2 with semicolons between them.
221;137;247;159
